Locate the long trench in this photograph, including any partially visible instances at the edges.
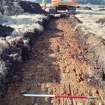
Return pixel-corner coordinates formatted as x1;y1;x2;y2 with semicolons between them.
1;18;103;105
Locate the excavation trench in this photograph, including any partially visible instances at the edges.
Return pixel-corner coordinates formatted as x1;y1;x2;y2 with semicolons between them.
1;18;104;105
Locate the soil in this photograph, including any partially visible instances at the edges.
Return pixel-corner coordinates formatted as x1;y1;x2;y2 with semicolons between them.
1;18;105;105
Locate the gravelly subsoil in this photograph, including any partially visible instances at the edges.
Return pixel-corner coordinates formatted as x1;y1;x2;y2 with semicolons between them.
1;18;105;105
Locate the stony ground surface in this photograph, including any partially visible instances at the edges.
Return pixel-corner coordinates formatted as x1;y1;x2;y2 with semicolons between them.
2;18;105;105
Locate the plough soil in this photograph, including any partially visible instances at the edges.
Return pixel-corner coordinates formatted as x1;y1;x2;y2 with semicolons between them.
2;18;105;105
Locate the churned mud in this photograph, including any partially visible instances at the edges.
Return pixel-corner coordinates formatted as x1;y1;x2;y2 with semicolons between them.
2;18;105;105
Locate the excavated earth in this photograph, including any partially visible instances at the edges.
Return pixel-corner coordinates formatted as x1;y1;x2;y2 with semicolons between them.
1;17;105;105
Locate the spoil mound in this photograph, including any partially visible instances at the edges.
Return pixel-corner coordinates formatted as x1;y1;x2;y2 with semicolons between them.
19;1;45;14
0;0;45;16
0;12;49;97
0;0;48;99
0;14;49;97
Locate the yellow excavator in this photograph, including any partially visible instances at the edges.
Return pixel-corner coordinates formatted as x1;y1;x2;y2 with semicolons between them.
42;0;76;14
